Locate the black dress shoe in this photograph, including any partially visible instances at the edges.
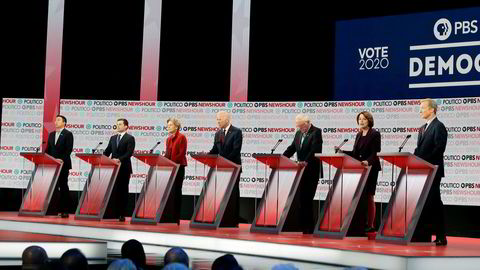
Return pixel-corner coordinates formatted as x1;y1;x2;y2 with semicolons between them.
365;227;376;233
434;238;448;246
60;213;69;218
119;216;125;222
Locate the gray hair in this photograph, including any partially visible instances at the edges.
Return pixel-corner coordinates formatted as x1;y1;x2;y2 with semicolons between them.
295;113;310;123
217;111;231;121
167;117;181;129
421;98;438;113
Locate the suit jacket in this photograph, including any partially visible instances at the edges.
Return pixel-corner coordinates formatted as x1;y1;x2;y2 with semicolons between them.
343;128;381;171
46;129;74;170
283;124;323;178
414;117;448;177
209;125;242;165
104;132;136;174
165;130;188;166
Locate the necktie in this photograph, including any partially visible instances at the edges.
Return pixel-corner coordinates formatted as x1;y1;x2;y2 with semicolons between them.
419;123;427;140
55;131;60;144
220;129;225;144
116;134;121;146
300;132;307;146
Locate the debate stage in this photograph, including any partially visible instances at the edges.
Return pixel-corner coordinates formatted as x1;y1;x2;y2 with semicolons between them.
0;212;479;269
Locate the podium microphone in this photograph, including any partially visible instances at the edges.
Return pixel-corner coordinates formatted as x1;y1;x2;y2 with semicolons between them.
149;141;162;153
36;141;46;153
92;142;103;153
270;139;283;154
398;134;411;152
335;139;348;153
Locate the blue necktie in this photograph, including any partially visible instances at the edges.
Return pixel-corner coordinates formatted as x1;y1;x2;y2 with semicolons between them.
116;134;121;146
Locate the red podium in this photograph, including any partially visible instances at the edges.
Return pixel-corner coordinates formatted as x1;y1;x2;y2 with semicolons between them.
376;152;437;244
131;154;180;224
74;153;121;220
250;154;306;234
190;154;241;229
313;153;371;239
18;153;64;216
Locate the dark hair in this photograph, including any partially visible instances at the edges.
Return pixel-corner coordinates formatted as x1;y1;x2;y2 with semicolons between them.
212;254;239;270
164;247;189;267
356;111;374;128
121;239;146;269
117;118;129;127
56;115;67;124
60;248;88;270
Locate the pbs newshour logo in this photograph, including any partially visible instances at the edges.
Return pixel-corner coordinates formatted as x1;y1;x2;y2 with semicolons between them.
433;18;477;41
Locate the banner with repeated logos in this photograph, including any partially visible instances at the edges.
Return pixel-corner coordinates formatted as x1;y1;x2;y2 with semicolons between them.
2;98;480;205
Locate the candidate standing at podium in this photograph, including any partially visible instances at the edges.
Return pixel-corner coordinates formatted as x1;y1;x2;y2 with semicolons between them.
45;115;73;218
283;114;323;234
103;118;136;222
414;99;448;246
208;111;243;227
336;111;381;233
163;117;187;224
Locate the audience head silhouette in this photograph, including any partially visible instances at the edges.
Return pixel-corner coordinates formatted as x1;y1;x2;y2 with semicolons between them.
107;259;137;270
60;248;88;270
22;245;49;270
164;247;189;267
121;239;146;269
212;254;241;270
163;262;189;270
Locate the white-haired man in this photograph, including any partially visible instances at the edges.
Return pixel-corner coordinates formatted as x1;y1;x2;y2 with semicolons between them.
283;114;323;234
209;111;243;226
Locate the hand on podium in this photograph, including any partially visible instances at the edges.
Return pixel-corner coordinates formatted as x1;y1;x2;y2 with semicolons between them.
361;160;369;167
56;159;64;163
112;158;121;164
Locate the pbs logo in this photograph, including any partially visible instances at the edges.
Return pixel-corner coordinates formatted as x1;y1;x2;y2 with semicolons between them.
434;18;478;41
434;18;452;41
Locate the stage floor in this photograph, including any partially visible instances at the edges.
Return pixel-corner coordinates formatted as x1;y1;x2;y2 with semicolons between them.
0;212;479;270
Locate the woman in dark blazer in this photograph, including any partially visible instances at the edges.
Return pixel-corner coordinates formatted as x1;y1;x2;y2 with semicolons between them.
164;117;187;224
336;111;381;232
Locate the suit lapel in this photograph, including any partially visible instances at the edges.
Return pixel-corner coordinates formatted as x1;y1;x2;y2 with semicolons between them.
418;118;436;146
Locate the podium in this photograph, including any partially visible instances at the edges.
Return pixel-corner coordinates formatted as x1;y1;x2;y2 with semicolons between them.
190;154;241;229
131;154;180;224
74;153;121;220
18;153;64;216
376;152;437;244
313;153;371;239
250;154;306;234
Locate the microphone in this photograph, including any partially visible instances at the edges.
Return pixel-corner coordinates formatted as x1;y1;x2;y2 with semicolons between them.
398;135;411;152
36;141;46;153
92;142;103;154
270;139;283;154
149;141;162;153
335;139;348;153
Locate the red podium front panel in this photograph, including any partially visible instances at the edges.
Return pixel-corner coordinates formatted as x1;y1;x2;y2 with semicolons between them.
19;153;63;216
313;154;370;239
74;154;120;220
376;152;437;244
250;154;306;234
131;154;179;224
190;154;241;229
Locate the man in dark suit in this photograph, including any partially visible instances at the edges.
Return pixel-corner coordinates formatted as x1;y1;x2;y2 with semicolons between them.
103;118;135;222
414;98;448;245
45;115;73;218
283;114;323;234
209;111;242;226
